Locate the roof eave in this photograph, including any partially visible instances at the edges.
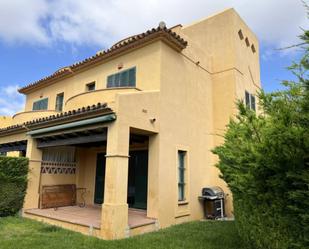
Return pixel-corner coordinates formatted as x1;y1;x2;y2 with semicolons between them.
18;29;187;95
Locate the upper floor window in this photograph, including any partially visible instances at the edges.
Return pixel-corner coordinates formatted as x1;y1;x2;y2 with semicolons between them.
107;67;136;88
86;82;96;91
55;92;64;111
178;150;187;202
33;98;48;111
245;91;256;111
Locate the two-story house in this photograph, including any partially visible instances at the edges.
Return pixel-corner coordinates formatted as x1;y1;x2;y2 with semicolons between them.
0;8;260;239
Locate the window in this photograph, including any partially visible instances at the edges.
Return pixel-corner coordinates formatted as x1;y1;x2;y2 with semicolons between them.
86;82;96;91
178;150;187;202
33;98;48;111
107;67;136;88
55;92;64;111
0;152;7;156
250;94;256;111
238;29;244;40
245;91;250;108
245;91;256;111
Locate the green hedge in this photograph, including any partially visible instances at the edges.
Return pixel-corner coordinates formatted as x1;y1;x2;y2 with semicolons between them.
213;95;308;249
213;25;309;249
0;157;29;217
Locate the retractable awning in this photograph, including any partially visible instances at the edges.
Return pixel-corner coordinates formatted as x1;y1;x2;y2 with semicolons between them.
36;127;107;148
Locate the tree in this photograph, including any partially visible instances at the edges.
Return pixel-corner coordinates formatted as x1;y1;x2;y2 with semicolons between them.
212;10;309;249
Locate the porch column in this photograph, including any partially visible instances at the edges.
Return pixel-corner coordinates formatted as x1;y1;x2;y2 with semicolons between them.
23;137;42;210
101;122;130;239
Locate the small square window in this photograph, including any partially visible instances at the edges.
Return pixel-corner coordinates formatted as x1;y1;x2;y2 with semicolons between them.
251;44;256;53
245;37;250;47
107;67;136;88
238;30;244;40
86;82;95;91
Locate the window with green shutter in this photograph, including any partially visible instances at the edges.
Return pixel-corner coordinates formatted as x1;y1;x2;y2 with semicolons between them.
55;93;64;111
178;150;186;202
245;91;250;108
107;67;136;88
250;94;256;111
33;98;48;111
245;90;256;111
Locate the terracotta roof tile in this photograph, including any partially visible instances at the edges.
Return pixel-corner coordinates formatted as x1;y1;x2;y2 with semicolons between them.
18;25;187;94
0;102;114;136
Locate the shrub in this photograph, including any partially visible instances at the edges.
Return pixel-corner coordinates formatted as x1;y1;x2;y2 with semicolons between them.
0;157;29;217
212;17;309;249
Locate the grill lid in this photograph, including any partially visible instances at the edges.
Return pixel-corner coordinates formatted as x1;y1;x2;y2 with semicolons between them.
202;186;224;199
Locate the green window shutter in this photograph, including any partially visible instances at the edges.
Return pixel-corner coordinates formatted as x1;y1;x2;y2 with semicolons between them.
107;75;115;88
107;67;136;88
245;91;250;108
178;151;186;201
33;98;48;111
33;102;38;110
251;95;256;111
41;98;48;110
128;67;136;87
120;70;129;86
114;73;120;87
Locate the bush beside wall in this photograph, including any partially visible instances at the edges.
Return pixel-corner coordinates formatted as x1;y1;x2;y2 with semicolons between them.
0;157;29;217
213;95;308;249
213;25;309;249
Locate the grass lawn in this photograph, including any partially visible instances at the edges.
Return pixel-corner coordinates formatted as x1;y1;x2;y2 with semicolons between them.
0;217;242;249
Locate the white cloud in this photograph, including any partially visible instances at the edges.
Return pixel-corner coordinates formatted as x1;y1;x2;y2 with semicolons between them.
0;0;49;44
0;0;306;115
0;85;25;115
0;0;307;50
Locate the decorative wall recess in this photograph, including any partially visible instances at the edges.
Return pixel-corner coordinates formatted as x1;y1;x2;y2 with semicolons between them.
245;37;250;47
41;161;76;174
238;29;256;54
238;29;244;40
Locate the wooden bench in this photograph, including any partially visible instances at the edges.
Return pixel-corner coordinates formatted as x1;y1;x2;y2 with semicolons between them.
41;184;76;209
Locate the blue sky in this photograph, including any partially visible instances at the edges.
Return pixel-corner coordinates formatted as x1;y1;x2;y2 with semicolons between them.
0;0;307;115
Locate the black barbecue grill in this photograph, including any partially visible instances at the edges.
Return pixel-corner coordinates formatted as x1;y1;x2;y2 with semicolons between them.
198;186;225;219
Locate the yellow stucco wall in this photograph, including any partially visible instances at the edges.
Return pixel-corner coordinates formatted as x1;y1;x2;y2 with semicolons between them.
0;8;262;239
0;116;13;128
12;110;60;125
24;42;162;113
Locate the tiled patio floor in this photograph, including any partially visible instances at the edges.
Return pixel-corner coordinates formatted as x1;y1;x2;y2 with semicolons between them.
25;206;156;229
